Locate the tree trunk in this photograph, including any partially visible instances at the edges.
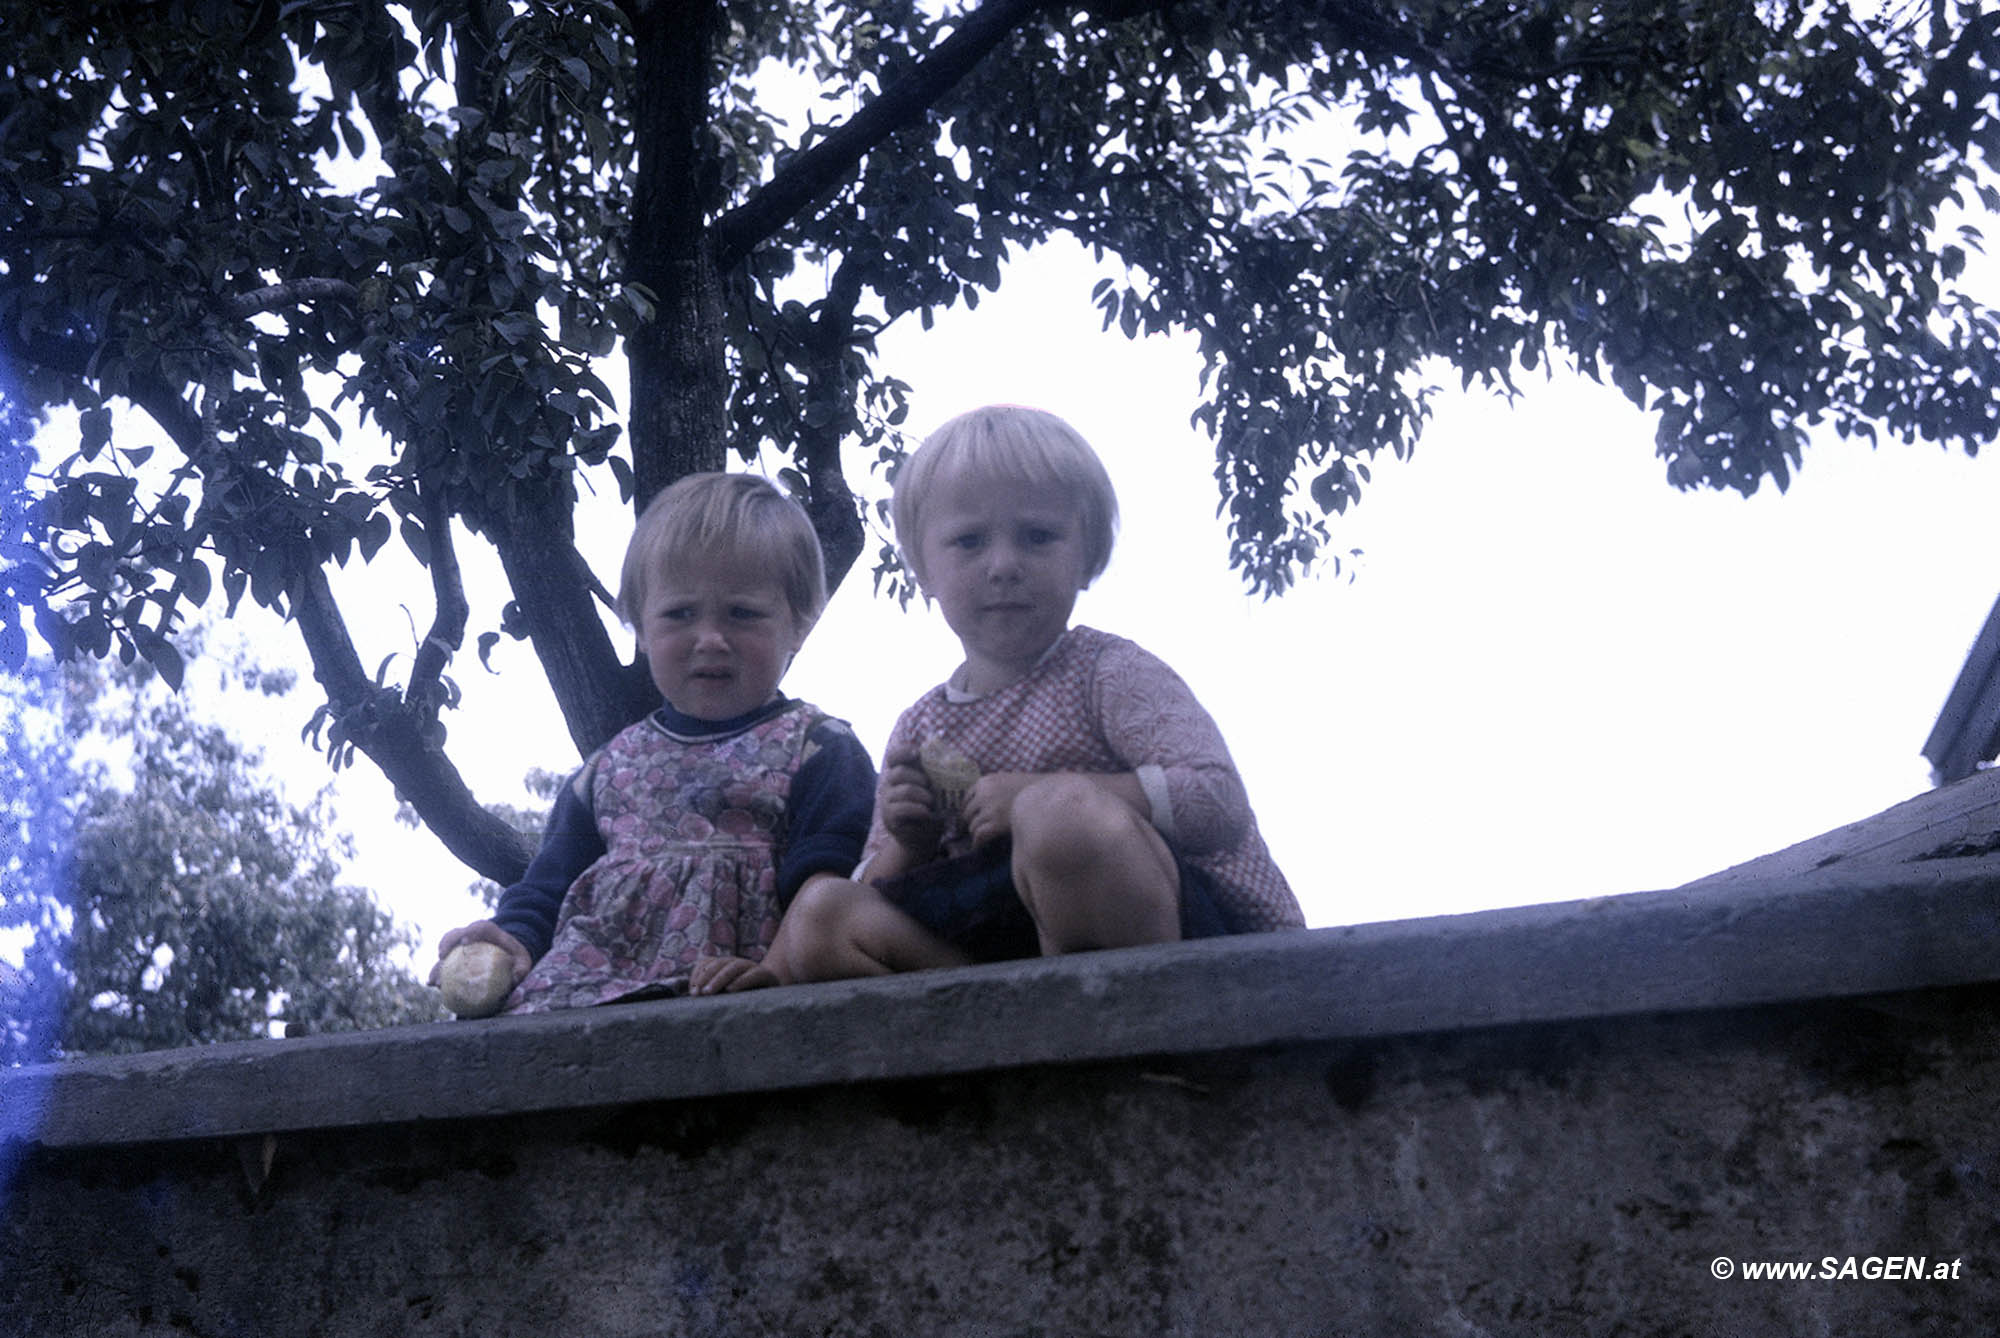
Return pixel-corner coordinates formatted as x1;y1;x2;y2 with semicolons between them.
624;0;865;590
487;493;655;755
626;0;731;512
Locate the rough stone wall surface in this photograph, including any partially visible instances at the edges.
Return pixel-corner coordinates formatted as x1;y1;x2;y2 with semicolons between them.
5;986;1996;1337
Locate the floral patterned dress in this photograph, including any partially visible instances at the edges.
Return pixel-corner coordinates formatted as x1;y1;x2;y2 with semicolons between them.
505;702;832;1013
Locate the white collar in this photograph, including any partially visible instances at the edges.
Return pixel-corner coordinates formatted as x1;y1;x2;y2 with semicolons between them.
944;630;1070;702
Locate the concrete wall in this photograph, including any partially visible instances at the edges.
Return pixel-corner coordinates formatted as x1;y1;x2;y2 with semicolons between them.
5;861;1999;1336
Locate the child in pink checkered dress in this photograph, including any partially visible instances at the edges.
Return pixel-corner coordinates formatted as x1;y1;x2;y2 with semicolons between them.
761;405;1304;980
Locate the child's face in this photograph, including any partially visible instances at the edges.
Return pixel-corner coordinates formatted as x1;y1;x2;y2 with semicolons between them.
638;557;805;721
918;472;1091;690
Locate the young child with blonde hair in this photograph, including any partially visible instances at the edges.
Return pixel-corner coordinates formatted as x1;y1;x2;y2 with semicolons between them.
766;404;1303;978
430;471;875;1011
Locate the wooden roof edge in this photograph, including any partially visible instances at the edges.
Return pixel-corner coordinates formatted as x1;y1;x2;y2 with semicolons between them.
1923;588;2000;784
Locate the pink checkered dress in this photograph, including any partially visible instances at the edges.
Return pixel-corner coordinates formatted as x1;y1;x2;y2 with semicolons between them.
862;626;1303;933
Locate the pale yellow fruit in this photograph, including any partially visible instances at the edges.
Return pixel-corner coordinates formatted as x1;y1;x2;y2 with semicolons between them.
438;941;516;1018
918;736;980;813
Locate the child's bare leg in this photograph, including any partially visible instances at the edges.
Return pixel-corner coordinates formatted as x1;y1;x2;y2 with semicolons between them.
775;876;972;981
1008;776;1180;954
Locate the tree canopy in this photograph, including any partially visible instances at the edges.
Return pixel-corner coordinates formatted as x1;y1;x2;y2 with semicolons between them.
4;0;1997;885
0;645;443;1063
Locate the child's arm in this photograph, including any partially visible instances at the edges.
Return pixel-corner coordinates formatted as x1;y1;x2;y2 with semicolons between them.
850;724;948;884
1088;638;1255;855
771;717;877;905
429;769;603;983
872;739;946;870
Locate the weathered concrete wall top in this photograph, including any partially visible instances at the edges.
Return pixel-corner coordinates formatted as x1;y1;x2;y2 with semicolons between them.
5;857;1999;1149
4;861;1999;1336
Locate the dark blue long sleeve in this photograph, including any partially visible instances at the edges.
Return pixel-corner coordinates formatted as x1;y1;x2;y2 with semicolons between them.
774;718;876;905
490;779;603;961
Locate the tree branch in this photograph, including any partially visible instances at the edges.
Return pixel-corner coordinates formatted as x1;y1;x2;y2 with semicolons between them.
710;0;1058;271
7;293;532;883
0;319;205;451
405;485;468;712
483;490;653;754
798;257;868;591
292;564;535;884
225;278;360;320
287;562;374;711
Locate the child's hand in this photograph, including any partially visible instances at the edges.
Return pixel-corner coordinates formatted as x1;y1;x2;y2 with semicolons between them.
428;920;532;989
689;955;780;995
962;771;1037;847
880;742;945;859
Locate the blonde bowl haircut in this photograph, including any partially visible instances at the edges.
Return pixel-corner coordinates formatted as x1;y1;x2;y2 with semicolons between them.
893;405;1119;589
617;472;828;634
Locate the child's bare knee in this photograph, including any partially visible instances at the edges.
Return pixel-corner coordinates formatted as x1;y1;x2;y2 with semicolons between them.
776;877;859;966
784;874;849;928
1013;774;1115;838
1012;776;1145;870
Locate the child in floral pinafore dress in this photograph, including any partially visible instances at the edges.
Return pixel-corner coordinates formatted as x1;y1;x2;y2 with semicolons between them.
429;473;875;1011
